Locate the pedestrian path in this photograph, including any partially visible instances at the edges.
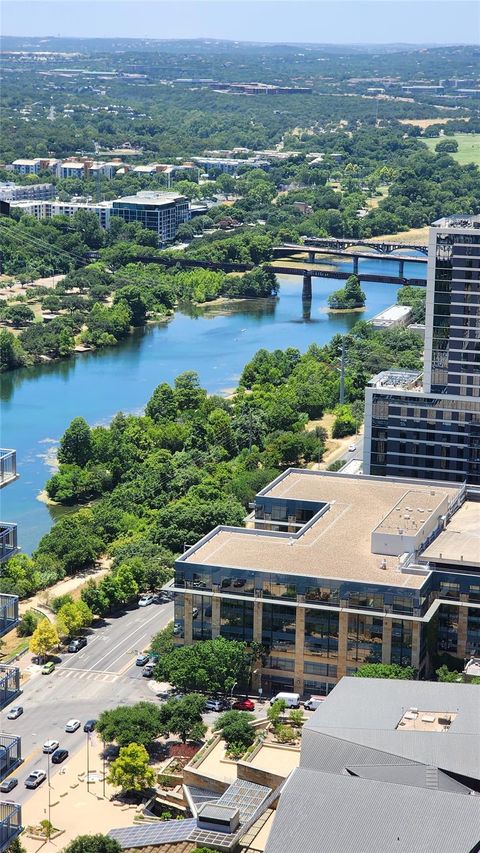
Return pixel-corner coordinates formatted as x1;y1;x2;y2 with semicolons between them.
55;667;120;684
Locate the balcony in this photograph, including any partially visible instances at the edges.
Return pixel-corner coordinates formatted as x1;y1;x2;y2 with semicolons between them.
0;450;17;489
0;802;22;851
0;525;17;564
0;596;19;638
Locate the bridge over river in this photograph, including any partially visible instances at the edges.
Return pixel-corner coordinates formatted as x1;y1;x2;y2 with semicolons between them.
273;242;428;278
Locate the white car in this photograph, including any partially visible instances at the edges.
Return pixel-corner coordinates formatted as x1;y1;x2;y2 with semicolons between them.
43;739;59;754
348;444;357;452
138;593;156;607
65;719;81;733
7;706;23;720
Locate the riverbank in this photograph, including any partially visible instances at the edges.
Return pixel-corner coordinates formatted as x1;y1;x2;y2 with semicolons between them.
1;271;412;553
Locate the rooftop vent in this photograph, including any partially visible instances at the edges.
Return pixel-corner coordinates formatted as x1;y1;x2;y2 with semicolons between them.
379;559;387;570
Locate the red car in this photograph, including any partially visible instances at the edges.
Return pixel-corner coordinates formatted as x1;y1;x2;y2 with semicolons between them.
232;698;255;711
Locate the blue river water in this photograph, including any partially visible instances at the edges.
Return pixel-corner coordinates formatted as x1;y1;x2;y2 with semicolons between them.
0;257;426;553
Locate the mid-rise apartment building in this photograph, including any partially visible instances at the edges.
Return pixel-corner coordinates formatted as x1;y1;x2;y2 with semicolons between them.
172;470;480;697
364;215;480;484
0;182;55;202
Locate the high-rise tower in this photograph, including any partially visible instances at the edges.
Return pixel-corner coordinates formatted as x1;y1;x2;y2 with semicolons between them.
364;215;480;483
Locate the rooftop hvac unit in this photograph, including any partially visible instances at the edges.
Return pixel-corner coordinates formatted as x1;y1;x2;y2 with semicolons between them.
379;560;387;570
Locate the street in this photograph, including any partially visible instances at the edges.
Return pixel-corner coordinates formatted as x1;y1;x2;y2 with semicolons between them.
2;600;174;809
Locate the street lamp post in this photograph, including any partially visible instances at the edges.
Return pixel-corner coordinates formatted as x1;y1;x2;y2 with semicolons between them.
102;738;106;799
47;749;51;837
86;731;90;794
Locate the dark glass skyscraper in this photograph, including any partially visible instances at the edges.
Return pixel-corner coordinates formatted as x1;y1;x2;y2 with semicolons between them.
364;215;480;484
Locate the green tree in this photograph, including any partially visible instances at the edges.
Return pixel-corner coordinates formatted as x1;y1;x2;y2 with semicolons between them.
174;371;206;412
113;286;149;326
29;618;59;661
158;694;206;744
155;637;251;694
435;139;459;154
96;702;163;748
62;835;121;853
107;742;155;793
150;623;175;658
17;609;39;637
267;699;287;726
0;328;28;371
56;600;93;638
213;710;255;749
58;417;94;467
355;663;416;679
6;303;35;327
145;382;178;422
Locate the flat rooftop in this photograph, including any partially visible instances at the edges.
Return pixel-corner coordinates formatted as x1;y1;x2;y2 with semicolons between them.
421;501;480;568
183;472;458;587
112;191;186;206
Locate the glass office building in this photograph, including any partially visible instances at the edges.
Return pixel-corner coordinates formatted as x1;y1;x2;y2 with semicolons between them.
173;470;480;696
111;191;190;243
364;215;480;484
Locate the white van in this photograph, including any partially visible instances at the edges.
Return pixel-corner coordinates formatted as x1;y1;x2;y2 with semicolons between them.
270;692;301;709
303;695;326;711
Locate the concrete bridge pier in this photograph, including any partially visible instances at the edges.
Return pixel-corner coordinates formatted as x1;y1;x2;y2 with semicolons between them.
399;259;405;279
302;274;312;301
302;294;312;321
308;251;315;263
353;256;359;275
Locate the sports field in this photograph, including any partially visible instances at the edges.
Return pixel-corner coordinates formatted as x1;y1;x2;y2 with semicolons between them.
423;133;480;167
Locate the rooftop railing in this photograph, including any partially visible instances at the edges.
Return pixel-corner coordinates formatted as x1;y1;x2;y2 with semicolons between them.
0;801;22;849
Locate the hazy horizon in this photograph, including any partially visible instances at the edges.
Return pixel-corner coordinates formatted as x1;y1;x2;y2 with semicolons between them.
2;1;479;45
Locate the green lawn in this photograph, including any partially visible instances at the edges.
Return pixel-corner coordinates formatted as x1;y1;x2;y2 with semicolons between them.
423;133;480;167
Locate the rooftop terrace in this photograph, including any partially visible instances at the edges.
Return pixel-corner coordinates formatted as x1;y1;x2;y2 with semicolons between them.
183;472;459;587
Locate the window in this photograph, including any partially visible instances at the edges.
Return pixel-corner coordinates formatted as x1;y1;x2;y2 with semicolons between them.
391;620;412;667
304;610;339;657
262;604;296;651
347;615;383;663
220;600;253;643
266;656;295;672
304;661;337;677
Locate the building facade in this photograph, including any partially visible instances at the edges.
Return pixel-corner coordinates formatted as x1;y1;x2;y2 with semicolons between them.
110;191;190;243
172;470;480;697
364;215;480;484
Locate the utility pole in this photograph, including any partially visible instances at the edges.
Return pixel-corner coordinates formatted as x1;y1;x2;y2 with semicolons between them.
339;339;346;405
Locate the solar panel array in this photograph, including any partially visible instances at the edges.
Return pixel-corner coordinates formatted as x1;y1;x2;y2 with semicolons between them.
108;818;196;849
216;778;271;822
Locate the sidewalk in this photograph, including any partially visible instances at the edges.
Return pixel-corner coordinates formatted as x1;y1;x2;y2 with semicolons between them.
21;735;141;853
19;561;112;616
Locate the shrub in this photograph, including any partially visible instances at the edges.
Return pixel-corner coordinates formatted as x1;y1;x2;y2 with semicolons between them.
274;725;297;744
17;610;39;637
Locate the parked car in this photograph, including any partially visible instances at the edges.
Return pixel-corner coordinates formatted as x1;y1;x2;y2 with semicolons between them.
0;778;18;793
138;593;156;607
205;698;230;712
7;706;23;720
51;748;69;764
42;661;55;675
83;719;97;733
68;637;87;653
232;698;255;712
173;623;183;636
192;608;199;619
65;719;81;733
25;770;46;789
43;739;59;754
142;663;155;678
136;653;150;666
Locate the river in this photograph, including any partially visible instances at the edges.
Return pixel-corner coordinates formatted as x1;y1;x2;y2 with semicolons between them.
0;258;425;553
